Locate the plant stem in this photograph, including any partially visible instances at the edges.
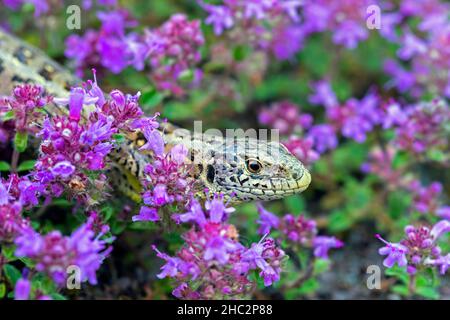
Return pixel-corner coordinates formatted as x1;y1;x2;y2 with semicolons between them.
281;259;315;291
11;149;20;172
408;274;416;297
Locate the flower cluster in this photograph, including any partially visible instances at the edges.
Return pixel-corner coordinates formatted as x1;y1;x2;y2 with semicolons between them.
34;100;114;202
14;277;52;300
256;204;344;259
376;220;450;275
0;174;46;242
3;0;50;16
65;11;204;96
198;0;303;60
361;147;405;189
144;14;205;96
0;84;51;135
392;99;449;155
154;197;286;299
65;9;146;77
0;198;30;242
282;136;319;165
302;0;402;49
258;101;312;136
322;89;382;143
15;221;112;285
257;100;338;165
408;181;443;215
384;10;450;98
132;136;196;222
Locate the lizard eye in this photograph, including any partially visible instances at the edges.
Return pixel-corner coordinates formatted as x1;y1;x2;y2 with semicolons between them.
246;158;263;174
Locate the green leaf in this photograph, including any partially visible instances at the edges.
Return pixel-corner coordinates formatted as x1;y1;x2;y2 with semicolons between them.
178;69;194;83
385;266;409;284
51;293;67;300
392;284;409;296
233;45;250;61
3;264;22;285
140;89;164;109
416;286;440;300
283;195;305;213
313;259;331;275
112;133;126;144
51;198;72;207
0;161;11;171
298;278;319;295
387;191;412;219
17;160;36;172
14;131;28;152
2;245;17;262
427;149;446;162
2;110;15;121
0;283;5;299
328;209;353;232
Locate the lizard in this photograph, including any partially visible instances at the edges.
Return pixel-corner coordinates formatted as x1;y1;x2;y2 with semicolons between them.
0;29;311;204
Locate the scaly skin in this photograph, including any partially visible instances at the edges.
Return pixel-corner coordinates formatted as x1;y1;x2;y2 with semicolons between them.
0;29;311;203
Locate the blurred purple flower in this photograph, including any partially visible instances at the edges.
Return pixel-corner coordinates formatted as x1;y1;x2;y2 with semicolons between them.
307;124;338;154
309;80;337;109
14;278;31;300
313;236;344;259
15;222;111;286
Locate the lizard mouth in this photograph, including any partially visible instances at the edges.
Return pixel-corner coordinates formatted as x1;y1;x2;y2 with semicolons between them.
220;169;312;194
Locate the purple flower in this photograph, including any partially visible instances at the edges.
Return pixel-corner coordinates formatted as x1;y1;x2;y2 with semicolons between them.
256;203;280;235
326;91;382;143
397;32;427;60
80;115;114;146
271;25;305;60
283;136;320;164
426;254;450;275
307;124;338;154
382;101;408;129
201;3;234;35
313;236;344;259
437;207;450;220
140;128;165;156
376;234;408;268
170;144;188;165
152;184;170;206
242;237;285;287
132;206;159;222
204;236;238;264
332;21;368;49
50;161;76;179
258;100;311;135
309;80;337;108
0;201;30;242
204;194;235;223
430;220;450;240
153;246;182;279
174;199;206;225
14;278;31;300
281;0;302;23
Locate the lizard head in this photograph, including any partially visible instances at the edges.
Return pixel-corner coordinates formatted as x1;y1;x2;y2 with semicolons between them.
196;137;311;203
